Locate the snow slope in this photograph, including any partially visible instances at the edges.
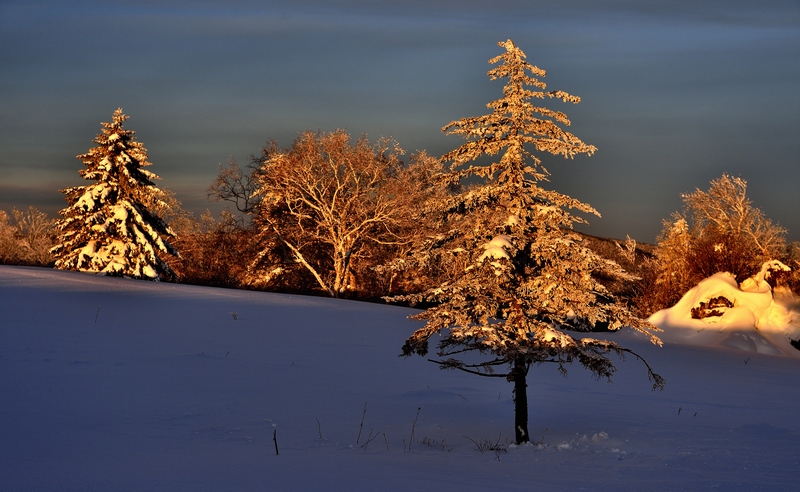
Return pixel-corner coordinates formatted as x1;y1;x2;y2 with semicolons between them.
2;266;799;491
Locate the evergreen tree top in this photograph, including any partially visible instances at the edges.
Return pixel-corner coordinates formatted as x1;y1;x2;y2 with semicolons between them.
442;39;597;185
72;108;160;207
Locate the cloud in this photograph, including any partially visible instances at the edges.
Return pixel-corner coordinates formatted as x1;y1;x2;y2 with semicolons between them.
0;183;66;217
1;0;799;241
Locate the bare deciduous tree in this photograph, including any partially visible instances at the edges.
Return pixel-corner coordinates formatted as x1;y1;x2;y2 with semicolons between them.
645;174;788;312
12;207;55;266
0;207;56;266
247;130;440;298
682;174;786;262
208;158;261;216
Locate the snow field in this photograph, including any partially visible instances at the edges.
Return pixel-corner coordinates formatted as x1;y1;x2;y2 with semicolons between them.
1;266;799;491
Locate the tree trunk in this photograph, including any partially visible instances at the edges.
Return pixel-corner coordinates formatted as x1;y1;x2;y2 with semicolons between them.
332;248;345;297
512;357;529;444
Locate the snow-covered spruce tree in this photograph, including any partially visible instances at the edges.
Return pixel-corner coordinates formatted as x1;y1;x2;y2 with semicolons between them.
392;40;664;444
51;108;177;280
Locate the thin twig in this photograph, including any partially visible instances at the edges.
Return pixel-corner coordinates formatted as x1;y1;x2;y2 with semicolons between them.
361;428;380;452
409;407;421;451
537;427;549;445
273;429;279;456
620;348;666;390
356;402;367;444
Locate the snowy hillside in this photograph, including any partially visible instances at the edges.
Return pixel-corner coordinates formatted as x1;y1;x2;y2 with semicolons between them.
2;266;799;491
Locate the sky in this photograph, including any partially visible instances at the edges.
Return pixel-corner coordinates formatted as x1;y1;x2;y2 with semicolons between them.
1;0;799;242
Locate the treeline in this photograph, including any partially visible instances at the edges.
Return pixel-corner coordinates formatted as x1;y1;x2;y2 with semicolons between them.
586;174;800;315
167;129;448;299
4;127;799;316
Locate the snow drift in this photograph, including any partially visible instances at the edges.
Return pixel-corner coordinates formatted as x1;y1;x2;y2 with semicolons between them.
649;261;800;357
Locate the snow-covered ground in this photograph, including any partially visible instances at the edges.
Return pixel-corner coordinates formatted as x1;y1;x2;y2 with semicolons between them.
2;265;799;491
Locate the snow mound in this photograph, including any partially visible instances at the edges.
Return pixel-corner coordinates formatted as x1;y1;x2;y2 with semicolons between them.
478;235;513;262
649;263;800;357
